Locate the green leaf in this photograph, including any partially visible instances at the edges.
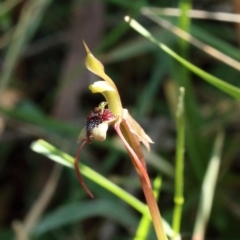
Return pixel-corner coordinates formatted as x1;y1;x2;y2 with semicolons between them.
33;200;138;235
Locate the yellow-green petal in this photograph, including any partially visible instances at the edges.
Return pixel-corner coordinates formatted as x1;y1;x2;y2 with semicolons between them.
83;41;117;90
89;81;115;93
89;81;122;116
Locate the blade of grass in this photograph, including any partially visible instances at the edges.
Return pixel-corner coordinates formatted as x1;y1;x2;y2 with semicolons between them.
177;0;192;97
192;131;225;240
145;7;240;23
191;23;240;62
172;87;185;238
164;79;204;183
141;7;240;71
0;0;53;95
175;0;207;182
30;139;174;237
30;140;146;213
177;0;205;175
178;0;192;60
146;7;240;61
124;16;240;99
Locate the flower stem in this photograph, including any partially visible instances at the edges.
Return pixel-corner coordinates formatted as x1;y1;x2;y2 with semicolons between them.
172;87;185;237
134;176;162;240
140;175;167;240
118;116;167;239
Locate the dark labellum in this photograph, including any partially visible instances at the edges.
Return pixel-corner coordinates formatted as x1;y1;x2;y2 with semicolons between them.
86;106;115;142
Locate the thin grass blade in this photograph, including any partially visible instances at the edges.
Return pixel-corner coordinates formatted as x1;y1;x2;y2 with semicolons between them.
30;139;174;237
192;131;225;240
124;16;240;99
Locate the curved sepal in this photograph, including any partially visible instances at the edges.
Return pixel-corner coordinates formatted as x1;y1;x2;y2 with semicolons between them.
83;41;117;90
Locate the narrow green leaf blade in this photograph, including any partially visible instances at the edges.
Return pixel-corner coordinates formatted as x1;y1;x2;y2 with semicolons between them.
125;17;240;99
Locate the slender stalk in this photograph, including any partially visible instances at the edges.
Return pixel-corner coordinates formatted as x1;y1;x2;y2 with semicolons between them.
178;0;192;97
140;176;167;240
178;0;192;60
119;123;167;239
172;87;185;238
174;5;188;233
134;177;162;240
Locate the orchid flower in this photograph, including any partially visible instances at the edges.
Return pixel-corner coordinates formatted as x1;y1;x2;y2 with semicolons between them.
74;42;167;240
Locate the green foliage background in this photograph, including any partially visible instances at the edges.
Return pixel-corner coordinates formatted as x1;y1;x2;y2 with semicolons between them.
0;0;239;239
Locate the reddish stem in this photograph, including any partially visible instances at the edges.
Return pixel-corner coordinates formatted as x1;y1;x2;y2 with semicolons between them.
74;140;94;198
114;123;152;188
